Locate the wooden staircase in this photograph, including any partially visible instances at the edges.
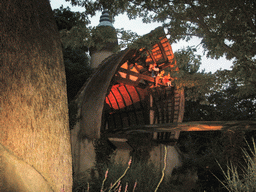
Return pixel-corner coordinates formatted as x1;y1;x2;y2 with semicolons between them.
150;87;183;124
149;86;184;144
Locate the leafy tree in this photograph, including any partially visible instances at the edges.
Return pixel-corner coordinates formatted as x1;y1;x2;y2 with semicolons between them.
208;70;256;121
63;47;92;102
66;0;256;96
54;6;140;51
53;7;94;131
53;6;90;31
175;47;201;74
53;7;93;103
174;46;215;102
183;70;256;122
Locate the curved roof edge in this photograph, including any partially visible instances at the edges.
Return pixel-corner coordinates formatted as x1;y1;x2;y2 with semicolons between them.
74;27;182;140
78;49;133;139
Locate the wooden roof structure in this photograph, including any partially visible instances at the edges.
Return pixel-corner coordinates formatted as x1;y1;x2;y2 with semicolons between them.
75;27;184;143
74;27;256;143
72;25;256;143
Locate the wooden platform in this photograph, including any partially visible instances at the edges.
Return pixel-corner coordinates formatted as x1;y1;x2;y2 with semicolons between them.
104;121;256;134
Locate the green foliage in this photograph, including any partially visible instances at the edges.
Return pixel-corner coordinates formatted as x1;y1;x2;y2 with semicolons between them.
60;25;92;50
66;0;256;96
68;100;79;130
53;7;93;103
209;70;256;121
128;133;156;163
93;136;115;174
53;5;94;50
90;26;118;52
183;100;216;121
73;160;191;192
60;23;141;51
129;27;166;50
55;7;141;53
63;47;93;102
53;6;90;31
98;162;149;192
183;68;256;122
177;131;249;192
62;47;92;129
53;6;91;50
116;28;140;50
172;47;215;102
175;46;201;74
217;138;256;192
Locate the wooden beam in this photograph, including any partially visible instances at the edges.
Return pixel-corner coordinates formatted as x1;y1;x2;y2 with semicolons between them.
118;68;155;83
114;76;140;86
105;121;256;134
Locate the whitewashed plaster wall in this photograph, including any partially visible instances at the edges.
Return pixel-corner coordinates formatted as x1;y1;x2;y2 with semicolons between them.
111;144;182;176
90;50;114;68
71;121;96;176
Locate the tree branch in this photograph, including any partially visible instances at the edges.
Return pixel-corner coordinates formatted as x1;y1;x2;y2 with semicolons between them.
236;1;256;33
187;1;255;67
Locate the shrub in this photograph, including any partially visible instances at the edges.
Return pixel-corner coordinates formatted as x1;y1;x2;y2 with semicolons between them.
217;138;256;192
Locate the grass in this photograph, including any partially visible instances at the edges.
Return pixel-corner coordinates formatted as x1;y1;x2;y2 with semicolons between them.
216;138;256;192
73;160;171;192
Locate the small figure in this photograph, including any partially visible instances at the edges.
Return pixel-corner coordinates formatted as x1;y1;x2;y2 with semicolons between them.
163;74;169;86
155;70;165;87
148;63;154;71
149;63;159;78
163;73;173;87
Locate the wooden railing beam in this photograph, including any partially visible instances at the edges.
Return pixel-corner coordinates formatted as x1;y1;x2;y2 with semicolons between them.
104;121;256;134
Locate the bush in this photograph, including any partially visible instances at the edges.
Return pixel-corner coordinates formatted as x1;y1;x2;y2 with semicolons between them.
217;138;256;192
73;160;175;192
73;147;198;192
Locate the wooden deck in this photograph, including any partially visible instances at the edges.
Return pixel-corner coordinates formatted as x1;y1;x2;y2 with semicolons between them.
104;121;256;135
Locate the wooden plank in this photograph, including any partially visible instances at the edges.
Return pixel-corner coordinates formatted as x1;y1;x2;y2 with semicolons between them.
118;68;155;83
108;137;133;150
114;76;140;86
105;121;256;134
157;42;168;63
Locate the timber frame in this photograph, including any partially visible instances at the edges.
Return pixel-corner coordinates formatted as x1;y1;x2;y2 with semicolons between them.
75;27;185;144
73;27;256;144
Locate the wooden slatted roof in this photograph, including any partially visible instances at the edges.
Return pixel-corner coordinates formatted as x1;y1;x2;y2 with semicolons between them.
102;28;184;137
105;84;147;111
74;27;256;140
76;27;184;139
